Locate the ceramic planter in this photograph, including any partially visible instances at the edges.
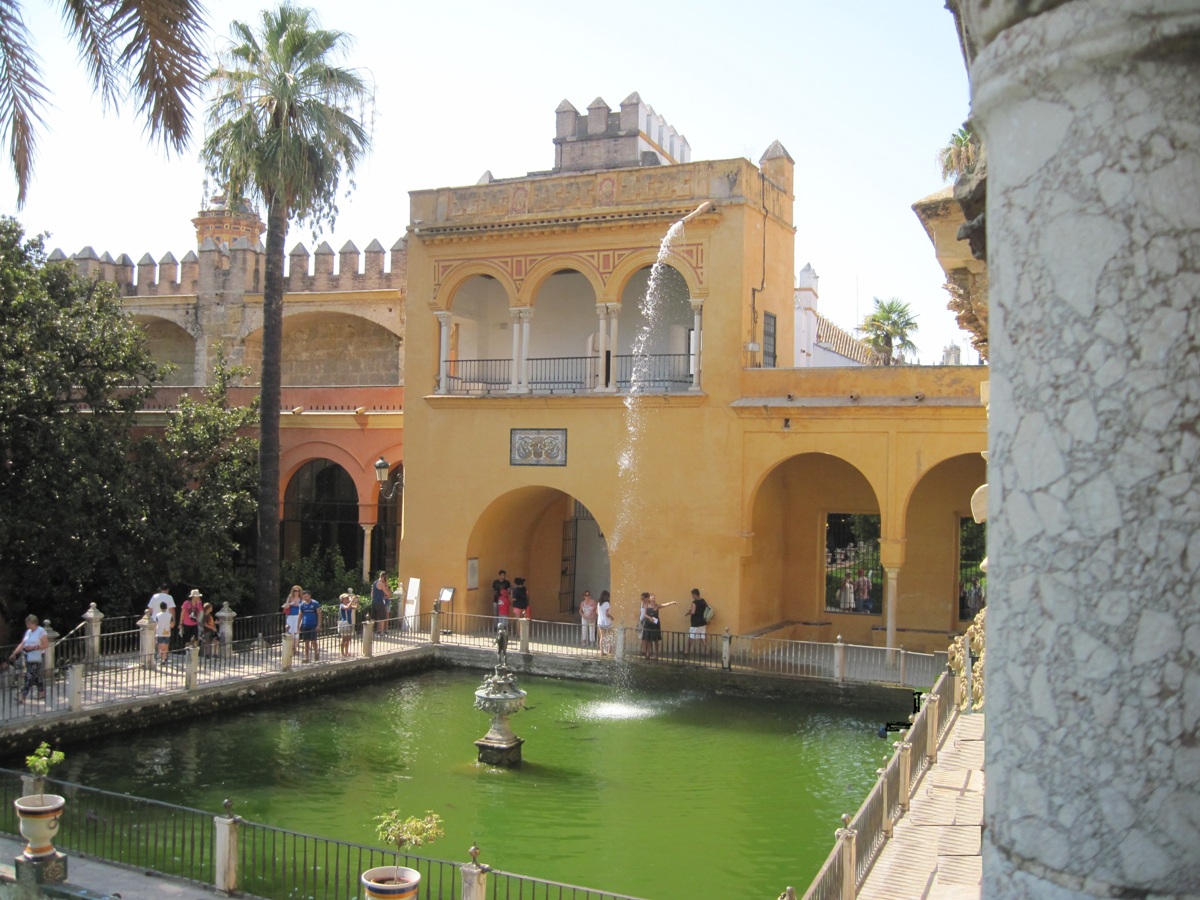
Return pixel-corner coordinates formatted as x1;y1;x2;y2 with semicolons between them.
14;794;65;859
361;864;421;899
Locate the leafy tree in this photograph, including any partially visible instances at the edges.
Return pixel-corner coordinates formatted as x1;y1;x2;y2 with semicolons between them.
938;125;978;182
201;3;372;614
858;297;919;366
0;0;207;205
0;217;159;630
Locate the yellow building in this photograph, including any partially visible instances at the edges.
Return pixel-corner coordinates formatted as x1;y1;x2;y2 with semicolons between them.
401;95;987;651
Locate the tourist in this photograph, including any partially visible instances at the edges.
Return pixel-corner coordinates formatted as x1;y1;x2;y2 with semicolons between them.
153;601;172;666
839;574;856;611
639;594;676;660
338;591;359;658
298;590;321;662
855;569;872;613
682;588;709;655
491;569;510;624
9;614;48;703
200;602;218;657
180;589;204;645
579;590;597;646
371;571;392;634
149;584;175;628
510;577;530;619
497;584;512;621
282;585;302;647
596;590;614;655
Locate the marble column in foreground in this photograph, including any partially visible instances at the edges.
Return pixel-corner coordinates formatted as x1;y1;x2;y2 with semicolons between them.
961;1;1200;896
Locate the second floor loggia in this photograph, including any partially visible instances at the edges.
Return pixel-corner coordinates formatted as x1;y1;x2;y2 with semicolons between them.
433;264;706;395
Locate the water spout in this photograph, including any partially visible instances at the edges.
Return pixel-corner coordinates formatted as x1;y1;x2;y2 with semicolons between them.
680;201;713;224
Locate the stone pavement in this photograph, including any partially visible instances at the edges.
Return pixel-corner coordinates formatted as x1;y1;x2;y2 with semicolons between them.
0;835;255;899
858;711;984;900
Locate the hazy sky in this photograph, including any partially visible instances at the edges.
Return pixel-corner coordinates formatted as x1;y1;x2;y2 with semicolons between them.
6;1;975;363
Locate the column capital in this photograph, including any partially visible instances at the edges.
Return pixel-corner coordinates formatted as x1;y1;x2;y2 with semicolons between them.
689;296;705;312
433;309;452;324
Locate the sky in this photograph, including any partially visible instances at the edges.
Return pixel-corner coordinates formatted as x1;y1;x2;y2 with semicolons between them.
5;1;976;364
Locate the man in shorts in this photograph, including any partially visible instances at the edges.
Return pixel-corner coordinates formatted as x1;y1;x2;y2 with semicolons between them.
298;591;321;662
683;588;709;656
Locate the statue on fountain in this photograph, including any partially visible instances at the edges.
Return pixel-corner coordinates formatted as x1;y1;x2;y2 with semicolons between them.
495;624;508;667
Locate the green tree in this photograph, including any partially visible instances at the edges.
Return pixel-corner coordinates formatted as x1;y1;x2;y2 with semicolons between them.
938;125;978;182
0;217;159;629
201;3;372;614
0;0;207;205
858;297;919;366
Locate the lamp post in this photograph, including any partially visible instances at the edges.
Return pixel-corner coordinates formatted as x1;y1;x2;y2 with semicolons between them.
374;457;402;500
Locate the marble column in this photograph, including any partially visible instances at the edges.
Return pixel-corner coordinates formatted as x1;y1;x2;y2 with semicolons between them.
962;1;1200;896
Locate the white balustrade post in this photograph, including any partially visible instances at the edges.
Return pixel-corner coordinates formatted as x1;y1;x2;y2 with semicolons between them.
430;606;441;645
962;638;973;713
216;603;236;660
68;664;83;712
460;844;489;900
899;737;912;812
362;622;374;658
213;801;241;894
281;633;295;671
518;616;530;654
83;603;104;664
899;647;907;686
184;644;200;690
615;626;626;661
837;814;857;899
721;628;732;670
925;694;939;764
879;764;892;838
41;621;57;691
834;634;846;683
139;609;156;670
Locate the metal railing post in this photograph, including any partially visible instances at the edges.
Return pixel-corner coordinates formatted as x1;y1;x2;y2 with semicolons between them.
460;843;489;900
216;603;236;660
362;621;374;658
834;634;846;683
430;607;441;645
925;694;940;763
519;616;530;654
83;603;104;664
722;628;732;670
68;664;83;712
140;611;155;670
185;644;199;690
214;800;241;894
837;814;857;899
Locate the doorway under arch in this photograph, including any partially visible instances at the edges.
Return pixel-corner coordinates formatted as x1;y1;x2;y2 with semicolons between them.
282;459;361;571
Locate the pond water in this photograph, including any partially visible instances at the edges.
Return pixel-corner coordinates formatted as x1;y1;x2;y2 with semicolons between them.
59;668;900;899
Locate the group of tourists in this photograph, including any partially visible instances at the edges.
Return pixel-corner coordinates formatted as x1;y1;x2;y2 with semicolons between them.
149;585;218;664
490;570;531;621
636;589;711;660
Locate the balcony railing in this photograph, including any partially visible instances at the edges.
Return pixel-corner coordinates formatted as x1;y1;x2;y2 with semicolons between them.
441;354;694;395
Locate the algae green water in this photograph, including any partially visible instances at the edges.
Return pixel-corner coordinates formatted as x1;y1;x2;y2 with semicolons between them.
62;668;900;899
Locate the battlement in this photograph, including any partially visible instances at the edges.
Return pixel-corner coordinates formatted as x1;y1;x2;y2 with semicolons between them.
553;92;690;173
54;237;408;297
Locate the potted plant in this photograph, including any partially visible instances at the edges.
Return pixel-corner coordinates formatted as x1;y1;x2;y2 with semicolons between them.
14;743;66;860
361;810;444;899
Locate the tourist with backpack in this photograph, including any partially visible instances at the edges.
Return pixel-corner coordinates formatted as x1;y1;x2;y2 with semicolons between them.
683;588;713;656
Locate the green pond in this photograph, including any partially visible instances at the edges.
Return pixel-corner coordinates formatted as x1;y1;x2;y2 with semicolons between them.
59;668;902;899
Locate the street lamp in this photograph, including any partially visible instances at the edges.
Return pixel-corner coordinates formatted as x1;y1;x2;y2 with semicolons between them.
375;456;403;500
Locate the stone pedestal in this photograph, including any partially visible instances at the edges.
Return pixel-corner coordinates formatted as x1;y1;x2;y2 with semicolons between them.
962;1;1200;897
474;663;526;767
474;734;525;767
14;851;67;885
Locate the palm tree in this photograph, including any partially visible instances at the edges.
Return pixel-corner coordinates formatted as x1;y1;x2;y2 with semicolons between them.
937;125;978;182
859;297;919;366
0;0;206;206
201;3;371;613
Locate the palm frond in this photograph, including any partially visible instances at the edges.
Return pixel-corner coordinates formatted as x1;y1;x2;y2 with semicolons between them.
0;0;49;206
57;0;118;108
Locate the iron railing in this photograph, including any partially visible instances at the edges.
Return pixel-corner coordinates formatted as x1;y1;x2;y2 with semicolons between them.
445;358;511;393
615;353;691;390
527;356;597;393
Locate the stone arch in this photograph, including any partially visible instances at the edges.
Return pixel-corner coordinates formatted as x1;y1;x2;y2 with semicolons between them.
604;247;702;304
466;485;610;619
517;255;604;307
434;261;518;311
132;315;196;385
242;311;401;386
744;452;883;642
898;453;987;637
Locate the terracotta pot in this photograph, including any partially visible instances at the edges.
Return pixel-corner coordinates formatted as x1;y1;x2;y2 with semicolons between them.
14;794;65;860
361;865;421;899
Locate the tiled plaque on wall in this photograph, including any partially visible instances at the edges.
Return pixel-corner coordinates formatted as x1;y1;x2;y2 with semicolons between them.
510;429;567;466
